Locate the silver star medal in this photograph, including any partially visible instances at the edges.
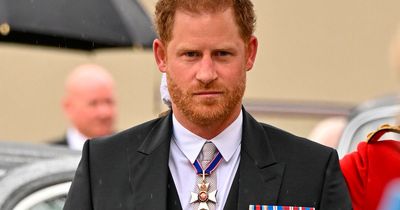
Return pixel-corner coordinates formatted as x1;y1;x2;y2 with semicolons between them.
190;172;217;210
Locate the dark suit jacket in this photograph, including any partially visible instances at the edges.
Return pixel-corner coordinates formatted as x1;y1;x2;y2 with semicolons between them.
64;109;351;210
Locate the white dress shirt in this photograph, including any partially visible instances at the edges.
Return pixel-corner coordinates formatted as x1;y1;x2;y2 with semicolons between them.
66;127;88;151
169;111;242;210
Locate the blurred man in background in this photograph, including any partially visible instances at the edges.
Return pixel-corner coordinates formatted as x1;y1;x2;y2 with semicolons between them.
55;64;117;150
308;116;347;148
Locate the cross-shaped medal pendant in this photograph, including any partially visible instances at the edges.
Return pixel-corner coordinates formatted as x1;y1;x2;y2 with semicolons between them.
190;171;217;210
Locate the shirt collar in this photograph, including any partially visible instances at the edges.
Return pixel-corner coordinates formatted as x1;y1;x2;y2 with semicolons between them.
172;110;242;163
66;127;89;151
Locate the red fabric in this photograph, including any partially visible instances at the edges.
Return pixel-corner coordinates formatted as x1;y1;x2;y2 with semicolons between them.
340;140;400;210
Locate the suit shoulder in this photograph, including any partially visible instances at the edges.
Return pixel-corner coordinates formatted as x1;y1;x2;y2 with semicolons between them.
260;122;334;155
89;116;167;150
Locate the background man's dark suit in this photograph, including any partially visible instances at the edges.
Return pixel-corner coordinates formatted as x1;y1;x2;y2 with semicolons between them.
64;109;351;210
52;136;67;146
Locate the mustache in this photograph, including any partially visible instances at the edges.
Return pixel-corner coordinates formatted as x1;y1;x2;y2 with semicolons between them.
190;81;225;91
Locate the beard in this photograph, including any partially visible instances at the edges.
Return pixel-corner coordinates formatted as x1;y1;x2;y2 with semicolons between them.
167;75;245;126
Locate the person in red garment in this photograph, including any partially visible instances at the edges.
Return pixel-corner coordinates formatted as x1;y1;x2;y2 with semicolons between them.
340;125;400;210
340;26;400;210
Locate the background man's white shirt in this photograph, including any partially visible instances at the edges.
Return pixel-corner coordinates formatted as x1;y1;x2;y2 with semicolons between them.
66;127;88;151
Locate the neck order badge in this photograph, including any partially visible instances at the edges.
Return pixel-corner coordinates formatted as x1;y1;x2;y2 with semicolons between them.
190;147;223;210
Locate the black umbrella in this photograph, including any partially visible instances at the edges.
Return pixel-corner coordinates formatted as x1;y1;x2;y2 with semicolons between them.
0;0;157;50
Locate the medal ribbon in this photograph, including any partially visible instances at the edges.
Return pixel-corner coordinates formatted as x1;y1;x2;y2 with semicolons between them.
192;152;223;175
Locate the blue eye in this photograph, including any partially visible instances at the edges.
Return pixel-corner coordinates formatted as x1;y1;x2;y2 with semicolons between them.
185;51;199;57
215;51;230;56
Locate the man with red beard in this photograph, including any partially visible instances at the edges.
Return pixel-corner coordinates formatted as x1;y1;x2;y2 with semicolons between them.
64;0;351;210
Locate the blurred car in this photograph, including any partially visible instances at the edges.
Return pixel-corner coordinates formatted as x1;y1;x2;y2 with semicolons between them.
337;93;400;158
0;141;80;210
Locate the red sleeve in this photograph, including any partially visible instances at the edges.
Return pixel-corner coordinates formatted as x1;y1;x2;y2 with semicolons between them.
340;142;368;210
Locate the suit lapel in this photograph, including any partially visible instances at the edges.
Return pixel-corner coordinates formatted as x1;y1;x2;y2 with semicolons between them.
227;110;286;209
126;109;285;209
128;113;175;210
167;169;184;210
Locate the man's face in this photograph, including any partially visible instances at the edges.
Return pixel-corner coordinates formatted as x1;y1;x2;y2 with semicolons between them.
65;82;116;138
155;8;257;126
